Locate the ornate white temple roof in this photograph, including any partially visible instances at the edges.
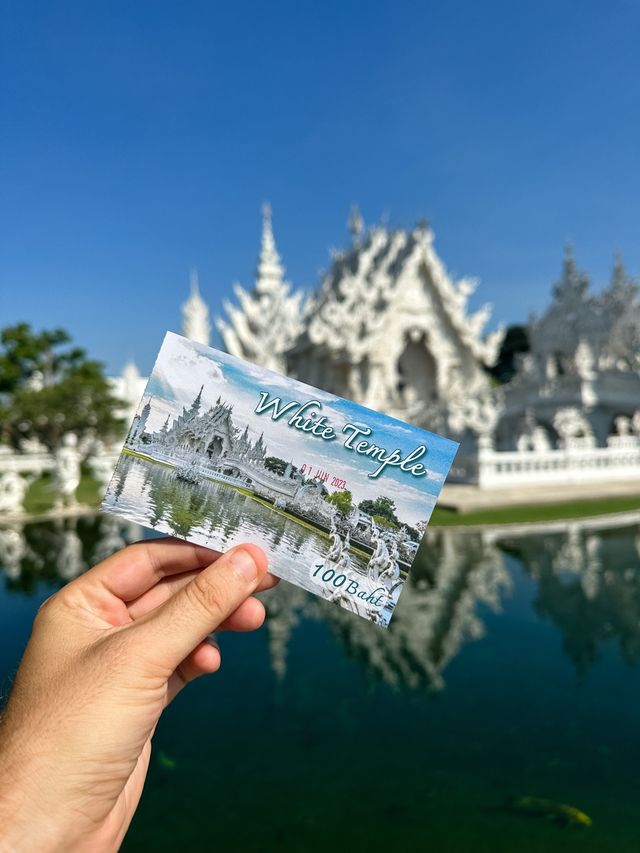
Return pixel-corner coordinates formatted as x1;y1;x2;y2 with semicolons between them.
298;221;503;367
216;203;304;372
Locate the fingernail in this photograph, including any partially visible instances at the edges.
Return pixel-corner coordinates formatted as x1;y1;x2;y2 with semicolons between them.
206;632;220;651
230;547;258;583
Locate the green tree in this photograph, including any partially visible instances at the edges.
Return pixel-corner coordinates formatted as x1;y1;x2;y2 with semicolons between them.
325;488;353;515
487;324;530;385
264;456;296;476
0;323;86;393
358;496;399;526
0;323;125;450
372;513;398;530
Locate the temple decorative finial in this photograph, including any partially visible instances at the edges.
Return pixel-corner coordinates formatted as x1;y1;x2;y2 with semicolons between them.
181;269;211;346
188;384;204;415
348;204;364;241
256;202;284;293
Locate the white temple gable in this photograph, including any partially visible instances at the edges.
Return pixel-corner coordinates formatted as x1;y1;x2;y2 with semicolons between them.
287;218;504;439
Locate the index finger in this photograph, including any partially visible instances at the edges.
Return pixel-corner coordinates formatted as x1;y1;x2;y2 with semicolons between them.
80;537;221;602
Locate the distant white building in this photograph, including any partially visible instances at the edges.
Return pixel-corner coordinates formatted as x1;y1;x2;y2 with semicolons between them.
496;249;640;451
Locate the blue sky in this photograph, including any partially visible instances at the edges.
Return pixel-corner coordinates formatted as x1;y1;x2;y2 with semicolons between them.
2;1;639;376
144;333;458;525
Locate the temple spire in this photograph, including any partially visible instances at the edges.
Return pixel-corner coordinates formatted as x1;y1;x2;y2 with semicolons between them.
215;204;304;372
181;269;211;346
348;204;364;242
256;202;285;293
189;384;204;416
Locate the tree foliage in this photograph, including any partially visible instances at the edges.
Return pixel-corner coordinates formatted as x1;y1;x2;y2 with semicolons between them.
487;324;530;385
325;488;353;514
372;513;398;530
0;323;125;450
358;495;399;526
264;456;296;476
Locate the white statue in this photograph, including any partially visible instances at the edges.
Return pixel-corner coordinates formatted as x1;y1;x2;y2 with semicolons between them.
86;440;116;489
53;433;82;508
516;411;551;452
614;415;632;437
326;518;344;562
574;339;595;380
553;408;595;449
0;472;30;514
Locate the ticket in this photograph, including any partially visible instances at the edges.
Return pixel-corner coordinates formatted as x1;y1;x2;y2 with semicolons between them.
101;331;458;626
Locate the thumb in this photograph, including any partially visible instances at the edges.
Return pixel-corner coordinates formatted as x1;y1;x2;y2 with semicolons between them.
133;543;268;671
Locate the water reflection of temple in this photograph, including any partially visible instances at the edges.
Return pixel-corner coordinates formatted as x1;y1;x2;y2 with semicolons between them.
263;518;640;688
263;529;512;690
499;515;640;671
4;514;640;687
0;515;141;593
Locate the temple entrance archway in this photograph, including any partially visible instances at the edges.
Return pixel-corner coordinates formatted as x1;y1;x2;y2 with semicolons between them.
206;436;224;458
396;333;438;406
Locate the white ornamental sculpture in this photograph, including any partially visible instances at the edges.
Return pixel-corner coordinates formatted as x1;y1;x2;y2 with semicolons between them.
553;408;595;449
181;269;211;346
600;254;640;370
53;433;82;508
0;472;29;514
216;203;304;372
110;359;147;424
86;439;116;489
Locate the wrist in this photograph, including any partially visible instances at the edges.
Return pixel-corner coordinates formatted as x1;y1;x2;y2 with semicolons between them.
0;792;61;853
0;737;69;853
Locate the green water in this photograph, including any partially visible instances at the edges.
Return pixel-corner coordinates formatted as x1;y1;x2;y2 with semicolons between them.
1;514;640;851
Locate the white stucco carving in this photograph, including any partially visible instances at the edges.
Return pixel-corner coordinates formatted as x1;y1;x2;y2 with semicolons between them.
0;472;29;513
497;248;640;461
286;220;504;443
53;433;82;508
181;269;211;347
216;203;304;372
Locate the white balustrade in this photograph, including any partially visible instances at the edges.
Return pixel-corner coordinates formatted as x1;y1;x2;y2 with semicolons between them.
475;441;640;489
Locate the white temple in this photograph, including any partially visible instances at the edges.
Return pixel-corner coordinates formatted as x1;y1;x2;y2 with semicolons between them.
110;206;640;493
496;249;640;451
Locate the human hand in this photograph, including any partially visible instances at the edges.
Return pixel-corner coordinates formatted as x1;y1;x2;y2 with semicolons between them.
0;538;275;852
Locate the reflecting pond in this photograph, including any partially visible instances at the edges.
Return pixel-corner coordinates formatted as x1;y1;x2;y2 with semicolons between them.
2;512;640;851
